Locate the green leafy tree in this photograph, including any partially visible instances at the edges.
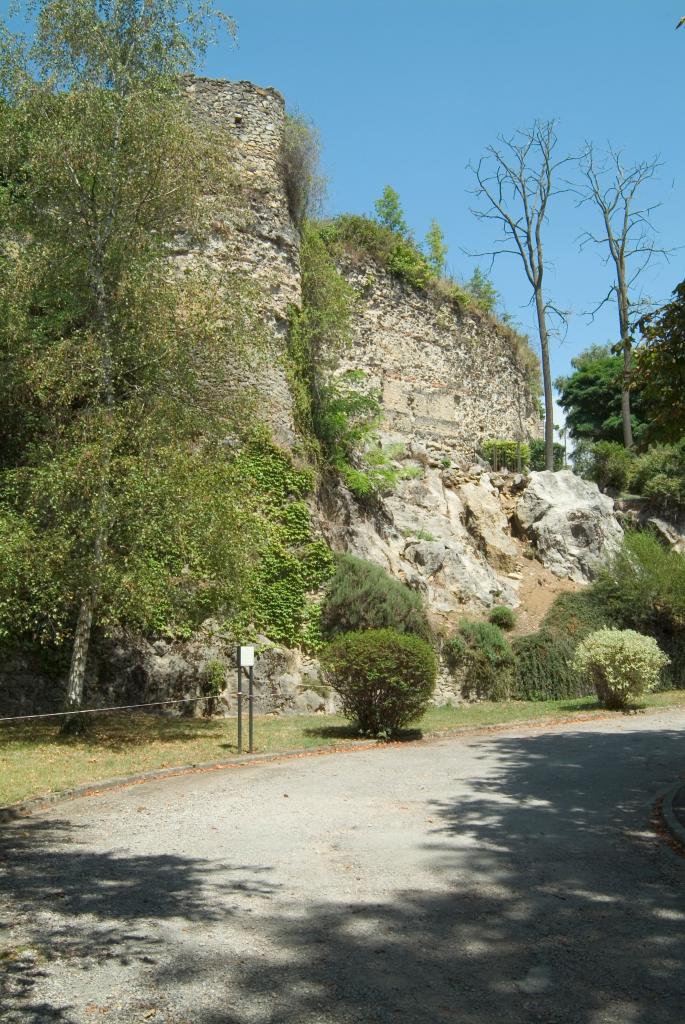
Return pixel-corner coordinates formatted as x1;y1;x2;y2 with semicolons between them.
635;280;685;442
374;185;409;237
555;344;648;446
464;267;498;313
424;218;447;275
0;1;250;726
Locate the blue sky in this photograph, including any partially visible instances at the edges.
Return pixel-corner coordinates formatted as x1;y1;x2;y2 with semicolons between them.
3;1;684;405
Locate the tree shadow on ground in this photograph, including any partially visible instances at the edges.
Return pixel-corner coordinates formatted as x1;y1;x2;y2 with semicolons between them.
0;712;226;753
0;817;278;1022
2;726;684;1023
155;726;685;1024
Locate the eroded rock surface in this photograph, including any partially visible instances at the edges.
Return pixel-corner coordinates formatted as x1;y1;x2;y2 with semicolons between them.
319;463;521;620
516;470;623;582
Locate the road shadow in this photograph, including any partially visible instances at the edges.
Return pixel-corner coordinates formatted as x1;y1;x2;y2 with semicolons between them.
158;725;685;1024
0;816;278;1022
1;725;684;1023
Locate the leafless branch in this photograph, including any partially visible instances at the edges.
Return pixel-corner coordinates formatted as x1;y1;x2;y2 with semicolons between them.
467;119;571;469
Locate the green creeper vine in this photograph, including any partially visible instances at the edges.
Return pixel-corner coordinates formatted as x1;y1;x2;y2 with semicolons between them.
287;223;416;500
229;430;334;650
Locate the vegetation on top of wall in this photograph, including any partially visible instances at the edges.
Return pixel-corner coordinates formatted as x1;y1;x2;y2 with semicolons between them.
281;112;326;230
312;184;542;403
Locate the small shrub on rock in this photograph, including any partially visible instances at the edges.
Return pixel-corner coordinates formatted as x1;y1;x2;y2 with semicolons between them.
322;628;437;736
511;630;591;701
489;605;516;630
454;619;514;701
586;441;636;493
321;554;430;639
443;633;466;669
572;628;669;710
459;619;512;667
631;441;685;516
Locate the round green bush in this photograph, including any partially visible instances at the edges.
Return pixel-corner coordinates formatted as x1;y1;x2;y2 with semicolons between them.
321;554;430;639
572;628;670;710
443;633;466;669
322;628;437;736
461;648;513;702
488;605;516;630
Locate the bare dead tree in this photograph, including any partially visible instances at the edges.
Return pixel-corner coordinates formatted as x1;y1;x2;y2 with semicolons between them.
468;120;570;471
576;144;670;448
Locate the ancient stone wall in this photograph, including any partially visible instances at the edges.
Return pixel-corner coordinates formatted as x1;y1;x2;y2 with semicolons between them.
182;77;299;445
180;78;541;461
335;258;542;463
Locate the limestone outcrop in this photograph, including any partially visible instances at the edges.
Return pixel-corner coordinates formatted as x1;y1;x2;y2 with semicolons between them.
515;470;623;583
319;463;521;621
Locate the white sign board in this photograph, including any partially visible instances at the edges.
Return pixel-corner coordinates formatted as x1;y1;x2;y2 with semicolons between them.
238;645;255;667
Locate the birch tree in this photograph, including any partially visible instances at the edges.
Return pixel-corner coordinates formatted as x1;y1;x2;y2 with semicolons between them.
0;2;256;729
469;121;569;470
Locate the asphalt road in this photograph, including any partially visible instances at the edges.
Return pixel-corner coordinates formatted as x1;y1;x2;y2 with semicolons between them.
1;709;684;1024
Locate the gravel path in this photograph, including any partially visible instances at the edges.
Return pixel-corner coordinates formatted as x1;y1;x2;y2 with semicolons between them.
1;710;684;1024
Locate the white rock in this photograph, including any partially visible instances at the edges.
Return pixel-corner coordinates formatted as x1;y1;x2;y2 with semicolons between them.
516;470;623;582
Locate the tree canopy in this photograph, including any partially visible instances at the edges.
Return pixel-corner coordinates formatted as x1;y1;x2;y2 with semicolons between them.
555;345;648;446
635;280;685;442
374;185;409;237
0;1;259;721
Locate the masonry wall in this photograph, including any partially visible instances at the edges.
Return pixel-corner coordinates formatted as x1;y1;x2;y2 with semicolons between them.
182;77;299;445
182;77;541;462
335;258;542;464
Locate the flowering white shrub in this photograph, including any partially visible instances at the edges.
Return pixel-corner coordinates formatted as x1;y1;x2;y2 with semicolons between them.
572;628;670;709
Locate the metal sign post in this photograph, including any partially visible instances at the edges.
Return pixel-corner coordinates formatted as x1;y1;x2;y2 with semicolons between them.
248;665;254;753
236;645;255;755
236;646;243;753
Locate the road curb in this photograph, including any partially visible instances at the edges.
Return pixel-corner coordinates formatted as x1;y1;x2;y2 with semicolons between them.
0;704;679;824
661;782;685;848
0;742;378;823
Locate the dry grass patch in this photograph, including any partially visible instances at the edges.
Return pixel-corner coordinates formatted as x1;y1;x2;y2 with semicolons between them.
2;691;684;808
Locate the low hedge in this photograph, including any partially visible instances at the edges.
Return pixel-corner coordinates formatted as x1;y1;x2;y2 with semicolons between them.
511;630;593;701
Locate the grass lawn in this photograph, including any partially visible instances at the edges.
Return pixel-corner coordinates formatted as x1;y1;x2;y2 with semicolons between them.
2;690;685;808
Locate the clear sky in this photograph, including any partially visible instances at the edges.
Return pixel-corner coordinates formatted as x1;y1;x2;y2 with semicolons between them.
3;1;684;408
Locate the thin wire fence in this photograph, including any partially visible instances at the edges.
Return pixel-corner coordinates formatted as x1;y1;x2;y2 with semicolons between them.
0;691;259;725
